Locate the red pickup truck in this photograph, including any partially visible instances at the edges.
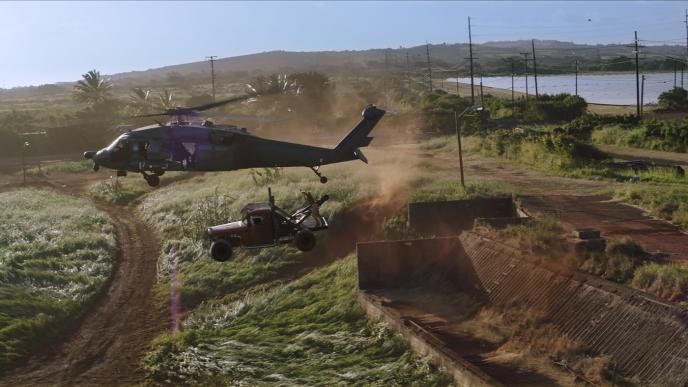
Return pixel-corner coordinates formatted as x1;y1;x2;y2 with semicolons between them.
207;189;329;261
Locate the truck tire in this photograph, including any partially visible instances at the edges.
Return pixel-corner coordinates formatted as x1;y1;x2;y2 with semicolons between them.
294;230;316;252
210;239;233;262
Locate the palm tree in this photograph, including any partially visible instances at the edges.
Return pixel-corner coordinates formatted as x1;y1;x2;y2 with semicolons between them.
129;87;152;115
73;69;113;106
157;89;176;110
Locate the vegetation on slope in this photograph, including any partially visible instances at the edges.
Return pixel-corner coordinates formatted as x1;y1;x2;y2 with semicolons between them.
0;189;117;370
136;157;455;383
613;185;688;230
138;167;370;307
593;118;688;153
143;256;451;386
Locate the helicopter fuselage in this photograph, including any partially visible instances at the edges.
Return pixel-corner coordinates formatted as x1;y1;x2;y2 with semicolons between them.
85;105;385;186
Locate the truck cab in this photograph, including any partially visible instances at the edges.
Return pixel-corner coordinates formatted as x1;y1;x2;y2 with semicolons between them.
207;190;329;261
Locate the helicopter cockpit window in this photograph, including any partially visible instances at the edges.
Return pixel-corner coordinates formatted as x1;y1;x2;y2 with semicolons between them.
147;140;162;154
106;135;129;151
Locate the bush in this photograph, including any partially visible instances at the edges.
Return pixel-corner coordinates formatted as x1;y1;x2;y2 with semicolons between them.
658;87;688;111
632;263;688;301
478;128;608;170
484;93;588;124
419;91;483;135
614;186;688;230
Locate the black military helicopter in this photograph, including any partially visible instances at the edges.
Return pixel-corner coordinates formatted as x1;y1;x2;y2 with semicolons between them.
83;96;385;186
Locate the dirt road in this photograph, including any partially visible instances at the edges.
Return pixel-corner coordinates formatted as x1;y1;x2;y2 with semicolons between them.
422;145;688;259
520;195;688;261
0;173;168;386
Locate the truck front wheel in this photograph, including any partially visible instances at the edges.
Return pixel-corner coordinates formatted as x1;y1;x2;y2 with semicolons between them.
210;239;233;262
294;230;316;252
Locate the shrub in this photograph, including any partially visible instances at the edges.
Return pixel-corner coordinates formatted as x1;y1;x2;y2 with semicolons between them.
484;93;588;124
658;87;688;111
419;91;483;135
632;263;688;301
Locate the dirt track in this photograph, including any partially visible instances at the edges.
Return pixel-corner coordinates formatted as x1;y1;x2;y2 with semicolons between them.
0;173;168;386
521;194;688;261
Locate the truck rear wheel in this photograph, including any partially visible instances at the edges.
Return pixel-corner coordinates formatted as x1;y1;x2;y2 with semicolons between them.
294;230;316;252
210;239;233;262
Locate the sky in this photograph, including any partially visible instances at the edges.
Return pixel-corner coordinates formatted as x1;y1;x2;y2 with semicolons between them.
0;1;685;88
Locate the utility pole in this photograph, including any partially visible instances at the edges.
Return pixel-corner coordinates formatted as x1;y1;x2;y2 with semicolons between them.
634;31;640;119
480;74;485;107
682;63;685;89
456;72;460;95
206;55;218;101
675;62;678;88
521;52;530;103
641;74;646;119
575;60;579;96
531;39;539;98
511;59;515;113
468;16;475;105
685;9;688;65
426;42;433;92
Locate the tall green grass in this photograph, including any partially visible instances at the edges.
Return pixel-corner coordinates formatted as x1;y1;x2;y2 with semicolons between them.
411;179;512;203
139;167;372;307
143;256;451;386
0;189;117;369
22;160;93;177
632;263;688;302
613;185;688;230
477;131;687;185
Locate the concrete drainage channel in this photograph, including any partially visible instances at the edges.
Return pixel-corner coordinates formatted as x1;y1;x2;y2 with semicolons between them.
357;197;688;386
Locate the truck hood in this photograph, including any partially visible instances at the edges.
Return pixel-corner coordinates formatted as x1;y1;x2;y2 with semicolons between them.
207;220;247;237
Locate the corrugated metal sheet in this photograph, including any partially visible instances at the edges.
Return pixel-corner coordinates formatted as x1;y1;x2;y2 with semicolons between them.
357;233;688;385
459;232;688;385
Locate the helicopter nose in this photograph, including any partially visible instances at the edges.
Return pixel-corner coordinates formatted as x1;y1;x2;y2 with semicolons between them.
94;149;110;163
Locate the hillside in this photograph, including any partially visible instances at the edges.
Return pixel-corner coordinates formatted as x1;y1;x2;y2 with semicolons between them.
2;40;684;93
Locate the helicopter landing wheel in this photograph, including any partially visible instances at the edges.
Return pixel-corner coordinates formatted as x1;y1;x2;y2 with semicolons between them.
310;166;328;184
143;173;160;187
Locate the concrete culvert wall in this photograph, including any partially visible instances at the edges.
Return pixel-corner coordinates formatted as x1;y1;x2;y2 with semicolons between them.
408;198;516;237
357;232;688;386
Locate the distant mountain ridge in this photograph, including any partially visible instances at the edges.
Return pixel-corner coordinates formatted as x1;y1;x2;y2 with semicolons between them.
107;39;685;82
6;39;687;91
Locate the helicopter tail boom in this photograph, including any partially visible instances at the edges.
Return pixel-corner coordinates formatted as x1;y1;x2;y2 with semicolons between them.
335;105;385;153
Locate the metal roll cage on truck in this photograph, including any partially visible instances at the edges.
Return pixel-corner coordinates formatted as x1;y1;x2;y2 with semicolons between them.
207;188;329;261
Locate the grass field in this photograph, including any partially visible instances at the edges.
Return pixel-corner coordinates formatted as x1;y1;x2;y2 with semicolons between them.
0;189;117;369
138;166;371;306
143;256;451;385
135;154;459;383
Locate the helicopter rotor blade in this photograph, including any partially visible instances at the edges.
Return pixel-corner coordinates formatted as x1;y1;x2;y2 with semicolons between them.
129;93;257;118
131;111;172;118
190;94;256;112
